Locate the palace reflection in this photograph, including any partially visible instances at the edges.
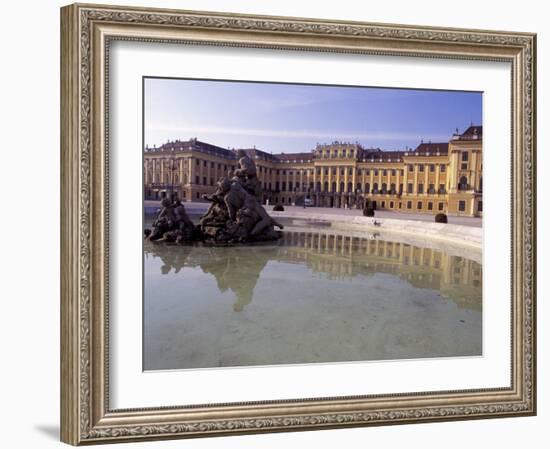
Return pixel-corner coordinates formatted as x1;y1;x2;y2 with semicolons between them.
144;230;482;313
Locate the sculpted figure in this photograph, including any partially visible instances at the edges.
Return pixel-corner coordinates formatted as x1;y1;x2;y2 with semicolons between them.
233;149;262;198
148;196;198;243
217;177;283;237
148;197;175;241
199;190;229;227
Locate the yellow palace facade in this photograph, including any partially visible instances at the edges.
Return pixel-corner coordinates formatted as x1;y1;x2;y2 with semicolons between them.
144;125;482;217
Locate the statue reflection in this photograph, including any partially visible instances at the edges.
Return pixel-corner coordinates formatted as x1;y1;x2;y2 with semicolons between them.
198;250;269;312
144;230;482;312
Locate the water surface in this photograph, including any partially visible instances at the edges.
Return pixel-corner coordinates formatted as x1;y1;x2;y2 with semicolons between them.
143;226;482;370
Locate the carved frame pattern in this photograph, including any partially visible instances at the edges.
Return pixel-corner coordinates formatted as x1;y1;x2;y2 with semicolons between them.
60;3;536;445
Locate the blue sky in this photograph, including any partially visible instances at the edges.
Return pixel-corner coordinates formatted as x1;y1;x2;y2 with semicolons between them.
144;77;482;153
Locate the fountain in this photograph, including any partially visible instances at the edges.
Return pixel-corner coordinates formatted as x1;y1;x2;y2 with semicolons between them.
145;150;283;244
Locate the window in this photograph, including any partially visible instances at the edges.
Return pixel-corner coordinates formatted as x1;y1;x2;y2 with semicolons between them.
373;183;379;193
349;168;353;175
210;162;214;168
417;201;423;209
282;182;286;191
390;201;394;208
374;169;379;176
381;183;387;193
196;159;200;165
407;201;412;209
430;164;435;172
408;164;414;171
382;170;387;176
348;182;353;192
210;178;214;186
195;175;199;184
203;160;207;167
340;182;344;192
479;176;483;191
365;183;370;193
428;183;435;194
461;163;468;170
390;183;396;194
391;169;396;176
458;200;466;212
438;202;444;211
275;181;280;191
462;151;469;161
440;164;446;172
381;201;386;208
478;201;483;212
419;165;425;172
203;176;207;185
439;184;446;194
458;176;468;190
332;182;337;193
289;181;293;191
407;183;413;194
196;192;200;199
418;184;424;194
428;202;433;211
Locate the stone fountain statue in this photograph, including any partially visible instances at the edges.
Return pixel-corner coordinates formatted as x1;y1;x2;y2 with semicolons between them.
145;151;283;244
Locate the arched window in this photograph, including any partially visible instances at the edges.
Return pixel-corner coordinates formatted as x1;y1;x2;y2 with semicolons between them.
316;181;321;192
332;182;337;193
381;183;387;193
339;182;344;192
323;181;329;192
365;183;370;194
347;182;353;192
390;183;396;194
373;183;379;193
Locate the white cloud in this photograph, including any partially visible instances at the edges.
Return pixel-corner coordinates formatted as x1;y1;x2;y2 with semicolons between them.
146;123;449;143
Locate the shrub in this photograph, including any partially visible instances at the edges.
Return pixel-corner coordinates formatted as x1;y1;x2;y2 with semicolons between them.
273;204;285;211
363;207;375;217
435;213;448;223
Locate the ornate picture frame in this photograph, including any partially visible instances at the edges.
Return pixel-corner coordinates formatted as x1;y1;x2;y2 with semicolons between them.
60;3;536;445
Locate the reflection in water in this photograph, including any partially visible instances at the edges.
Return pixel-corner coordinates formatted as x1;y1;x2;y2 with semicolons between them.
145;230;482;313
143;228;482;370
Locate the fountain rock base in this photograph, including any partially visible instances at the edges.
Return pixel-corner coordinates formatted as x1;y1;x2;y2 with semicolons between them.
145;176;284;245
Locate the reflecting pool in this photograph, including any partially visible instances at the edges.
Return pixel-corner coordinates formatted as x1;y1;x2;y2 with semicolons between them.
143;226;482;371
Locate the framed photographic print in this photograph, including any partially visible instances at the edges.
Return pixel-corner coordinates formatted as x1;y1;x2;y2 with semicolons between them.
60;3;537;445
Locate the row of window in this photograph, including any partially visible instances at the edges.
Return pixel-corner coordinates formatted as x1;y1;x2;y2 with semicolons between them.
319;149;356;158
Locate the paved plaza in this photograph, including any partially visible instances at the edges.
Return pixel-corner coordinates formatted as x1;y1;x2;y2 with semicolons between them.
144;200;482;228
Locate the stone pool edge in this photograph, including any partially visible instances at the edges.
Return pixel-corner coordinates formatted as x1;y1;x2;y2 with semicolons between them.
270;211;482;250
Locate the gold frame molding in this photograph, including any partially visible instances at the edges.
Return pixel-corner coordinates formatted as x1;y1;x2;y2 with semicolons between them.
60;3;537;445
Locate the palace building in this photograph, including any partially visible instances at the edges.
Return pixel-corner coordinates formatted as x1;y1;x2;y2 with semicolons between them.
144;125;482;217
